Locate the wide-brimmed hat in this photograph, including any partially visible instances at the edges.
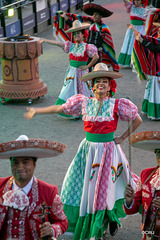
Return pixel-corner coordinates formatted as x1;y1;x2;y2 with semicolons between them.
128;131;160;152
65;20;90;33
0;135;66;159
153;22;160;28
79;63;123;82
82;3;113;18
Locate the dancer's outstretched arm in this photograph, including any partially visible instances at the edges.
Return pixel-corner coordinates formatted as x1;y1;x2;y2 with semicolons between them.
41;38;64;48
24;105;64;120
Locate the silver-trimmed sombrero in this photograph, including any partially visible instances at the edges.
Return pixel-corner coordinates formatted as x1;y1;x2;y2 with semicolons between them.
128;131;160;152
0;135;66;159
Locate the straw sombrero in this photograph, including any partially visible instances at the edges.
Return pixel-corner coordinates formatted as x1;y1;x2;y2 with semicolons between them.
0;135;66;159
79;63;123;82
128;131;160;152
82;3;113;18
153;22;160;28
65;20;91;33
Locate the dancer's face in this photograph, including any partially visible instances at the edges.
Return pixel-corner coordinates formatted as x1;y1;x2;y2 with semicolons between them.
73;31;84;43
93;77;110;96
134;0;142;7
93;12;102;23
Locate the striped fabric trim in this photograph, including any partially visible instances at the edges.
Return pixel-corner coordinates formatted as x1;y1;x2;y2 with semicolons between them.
132;23;160;80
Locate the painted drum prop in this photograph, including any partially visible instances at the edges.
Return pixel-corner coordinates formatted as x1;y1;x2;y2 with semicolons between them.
128;131;160;152
0;36;47;104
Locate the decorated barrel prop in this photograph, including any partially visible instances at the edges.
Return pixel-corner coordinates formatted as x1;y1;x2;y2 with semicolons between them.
0;36;47;104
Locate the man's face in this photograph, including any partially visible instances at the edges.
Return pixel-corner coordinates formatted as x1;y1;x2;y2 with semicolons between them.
93;12;102;23
11;157;36;187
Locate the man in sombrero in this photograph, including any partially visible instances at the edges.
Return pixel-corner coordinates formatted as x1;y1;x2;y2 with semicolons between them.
54;3;120;72
0;135;68;240
124;131;160;240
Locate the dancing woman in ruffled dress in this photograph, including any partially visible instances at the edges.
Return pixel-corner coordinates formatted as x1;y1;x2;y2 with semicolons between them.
24;62;142;239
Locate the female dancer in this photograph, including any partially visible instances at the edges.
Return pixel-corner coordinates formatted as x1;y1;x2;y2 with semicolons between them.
42;20;99;118
24;63;142;239
118;0;146;68
130;22;160;119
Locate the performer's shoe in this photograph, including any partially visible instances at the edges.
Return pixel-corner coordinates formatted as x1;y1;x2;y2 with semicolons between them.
109;221;118;236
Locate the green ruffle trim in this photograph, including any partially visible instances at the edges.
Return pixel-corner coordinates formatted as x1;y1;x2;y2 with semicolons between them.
142;99;160;119
118;53;131;66
64;198;126;240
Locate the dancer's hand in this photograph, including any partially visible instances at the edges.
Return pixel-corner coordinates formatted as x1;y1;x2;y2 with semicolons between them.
114;136;125;145
40;38;44;44
79;65;88;70
134;32;143;43
152;197;160;208
59;11;68;21
124;184;135;207
24;107;36;120
127;23;138;35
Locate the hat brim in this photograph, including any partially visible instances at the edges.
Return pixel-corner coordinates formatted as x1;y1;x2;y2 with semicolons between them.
65;23;91;33
79;70;123;82
82;3;113;18
129;131;160;152
153;22;160;28
0;139;66;159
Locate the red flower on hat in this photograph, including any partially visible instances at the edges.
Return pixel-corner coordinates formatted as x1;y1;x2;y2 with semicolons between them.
110;79;117;96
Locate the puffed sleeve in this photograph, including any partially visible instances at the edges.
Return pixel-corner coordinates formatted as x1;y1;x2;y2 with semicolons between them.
87;44;98;58
63;40;73;53
62;94;88;116
117;98;139;121
124;1;132;13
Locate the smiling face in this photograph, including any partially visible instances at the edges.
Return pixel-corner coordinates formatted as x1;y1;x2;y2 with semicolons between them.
11;157;36;188
134;0;142;7
73;31;84;43
92;12;102;23
93;77;110;96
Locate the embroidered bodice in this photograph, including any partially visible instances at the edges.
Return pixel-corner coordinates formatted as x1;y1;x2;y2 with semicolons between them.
63;94;139;134
63;41;98;62
125;2;146;21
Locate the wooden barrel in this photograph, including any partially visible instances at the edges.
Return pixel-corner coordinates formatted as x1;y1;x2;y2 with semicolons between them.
0;36;47;101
